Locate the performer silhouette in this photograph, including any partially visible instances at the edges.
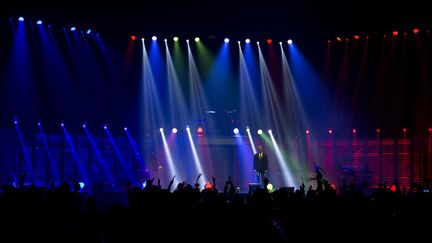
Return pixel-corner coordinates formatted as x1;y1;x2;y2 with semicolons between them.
253;145;268;187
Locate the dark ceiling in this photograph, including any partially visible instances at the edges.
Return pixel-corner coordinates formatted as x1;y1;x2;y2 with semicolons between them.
2;0;431;40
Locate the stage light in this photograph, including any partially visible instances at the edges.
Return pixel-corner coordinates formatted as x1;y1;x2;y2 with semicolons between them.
186;126;190;131
245;38;250;43
164;39;167;42
83;123;86;128
353;128;357;133
197;127;204;134
172;128;178;134
354;35;360;40
268;129;272;134
79;182;85;190
306;130;310;134
194;37;200;42
152;36;157;41
257;129;263;135
224;38;229;43
287;39;293;45
237;41;241;44
37;122;41;126
403;128;407;133
246;127;250;132
141;38;145;41
328;129;332;134
413;28;420;34
18;17;24;22
267;39;272;44
124;127;128;131
36;20;42;25
330;184;337;191
86;29;92;34
61;123;64;127
14;120;18;125
336;36;342;42
233;128;239;134
267;183;274;192
204;182;213;190
104;125;107;130
70;27;76;31
376;128;380;133
173;36;179;41
429;128;432;133
392;31;398;37
279;41;282;45
256;41;260;45
159;128;164;132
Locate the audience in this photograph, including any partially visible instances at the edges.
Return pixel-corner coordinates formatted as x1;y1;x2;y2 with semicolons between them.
1;174;431;242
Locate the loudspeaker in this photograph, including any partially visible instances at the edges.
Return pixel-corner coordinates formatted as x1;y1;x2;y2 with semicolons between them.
249;183;261;193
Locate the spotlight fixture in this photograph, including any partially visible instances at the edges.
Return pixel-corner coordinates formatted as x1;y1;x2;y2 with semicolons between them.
197;127;204;134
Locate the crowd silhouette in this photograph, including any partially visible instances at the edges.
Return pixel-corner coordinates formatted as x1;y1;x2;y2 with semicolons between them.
1;171;431;242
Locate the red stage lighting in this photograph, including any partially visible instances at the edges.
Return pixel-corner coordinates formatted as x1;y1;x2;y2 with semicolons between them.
197;127;204;135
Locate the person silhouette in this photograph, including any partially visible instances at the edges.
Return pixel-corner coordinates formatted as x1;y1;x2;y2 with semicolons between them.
253;145;268;188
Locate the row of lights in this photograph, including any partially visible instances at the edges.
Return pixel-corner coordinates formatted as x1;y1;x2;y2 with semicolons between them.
131;35;293;45
14;121;432;134
17;17;294;44
331;28;426;43
16;17;93;34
